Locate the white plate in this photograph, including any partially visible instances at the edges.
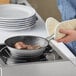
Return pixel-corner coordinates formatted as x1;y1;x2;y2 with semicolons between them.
0;24;35;31
0;18;36;24
0;14;36;21
0;22;36;28
0;21;36;26
0;20;36;27
0;4;36;19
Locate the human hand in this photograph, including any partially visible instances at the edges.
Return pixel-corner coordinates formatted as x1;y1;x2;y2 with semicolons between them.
56;29;76;43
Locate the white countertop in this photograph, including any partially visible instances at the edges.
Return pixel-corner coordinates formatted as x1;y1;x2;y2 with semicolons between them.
2;61;76;76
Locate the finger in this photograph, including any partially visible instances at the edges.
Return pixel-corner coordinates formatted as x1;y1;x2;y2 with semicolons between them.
56;36;72;43
59;29;72;35
56;38;66;43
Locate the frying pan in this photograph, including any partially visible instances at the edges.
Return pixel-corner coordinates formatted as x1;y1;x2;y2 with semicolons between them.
4;35;54;58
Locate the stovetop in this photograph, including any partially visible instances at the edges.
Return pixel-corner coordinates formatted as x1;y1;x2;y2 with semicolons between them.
0;44;62;65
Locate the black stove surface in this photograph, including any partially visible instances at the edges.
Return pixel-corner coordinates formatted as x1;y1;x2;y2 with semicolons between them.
0;44;61;65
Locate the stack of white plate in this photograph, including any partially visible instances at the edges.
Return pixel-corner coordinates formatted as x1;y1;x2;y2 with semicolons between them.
0;4;37;31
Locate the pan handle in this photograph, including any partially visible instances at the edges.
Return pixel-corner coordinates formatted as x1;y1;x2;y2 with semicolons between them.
46;34;55;41
0;46;11;57
0;46;7;52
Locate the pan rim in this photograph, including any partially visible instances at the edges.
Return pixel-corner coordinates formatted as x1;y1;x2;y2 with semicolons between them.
5;35;49;51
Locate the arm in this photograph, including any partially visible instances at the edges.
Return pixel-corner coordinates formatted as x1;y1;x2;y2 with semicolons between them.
56;29;76;43
57;0;76;21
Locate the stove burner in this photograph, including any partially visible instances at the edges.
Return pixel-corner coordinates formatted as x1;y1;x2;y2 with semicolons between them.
8;54;47;64
0;44;61;65
0;44;51;64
